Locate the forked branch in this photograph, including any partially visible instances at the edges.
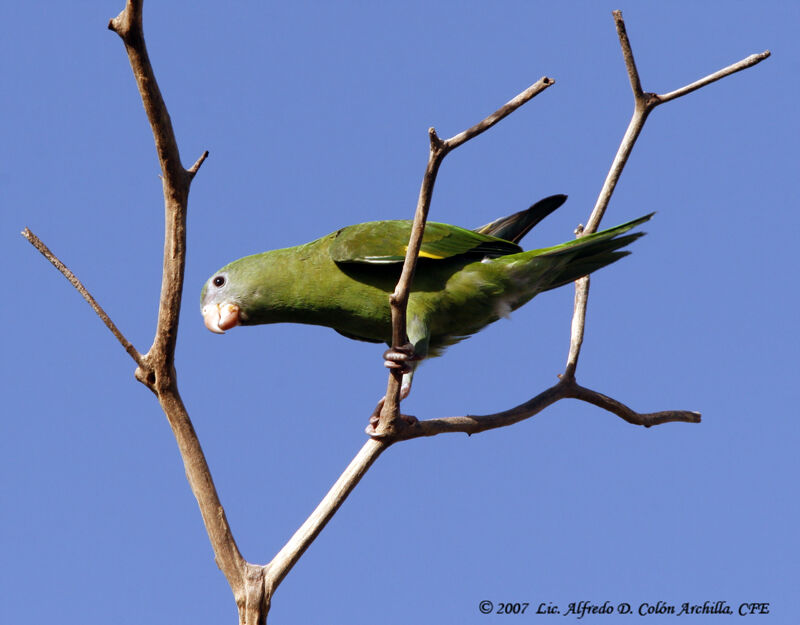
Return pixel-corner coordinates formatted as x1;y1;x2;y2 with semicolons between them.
583;11;770;237
565;11;770;381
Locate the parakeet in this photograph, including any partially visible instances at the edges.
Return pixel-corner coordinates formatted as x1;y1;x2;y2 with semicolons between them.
201;195;652;398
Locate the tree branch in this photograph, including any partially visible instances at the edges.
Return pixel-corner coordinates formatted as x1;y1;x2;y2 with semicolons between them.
376;77;555;435
106;0;247;604
658;51;771;104
266;439;389;589
390;378;700;441
109;0;207;367
26;5;235;589
564;10;770;391
583;12;770;237
565;382;701;428
21;227;143;366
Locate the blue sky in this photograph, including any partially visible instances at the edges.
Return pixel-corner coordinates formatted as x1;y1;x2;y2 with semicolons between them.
4;2;797;624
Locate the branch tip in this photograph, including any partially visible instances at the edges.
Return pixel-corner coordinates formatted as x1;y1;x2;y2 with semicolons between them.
189;150;210;176
428;127;443;150
613;10;644;99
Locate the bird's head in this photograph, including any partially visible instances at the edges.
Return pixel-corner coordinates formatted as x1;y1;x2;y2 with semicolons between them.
201;268;242;334
201;252;279;333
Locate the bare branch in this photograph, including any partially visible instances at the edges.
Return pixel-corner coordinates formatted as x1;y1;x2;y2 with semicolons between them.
108;0;188;188
188;150;210;178
566;383;701;427
389;378;699;441
266;439;389;588
109;0;193;365
107;0;247;604
157;390;247;584
376;77;555;435
21;228;143;366
399;383;566;439
446;77;555;149
658;51;771;104
564;274;589;380
566;10;770;388
613;11;644;100
585;12;770;236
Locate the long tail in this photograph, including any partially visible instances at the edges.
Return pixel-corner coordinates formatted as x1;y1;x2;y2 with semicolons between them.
531;213;654;291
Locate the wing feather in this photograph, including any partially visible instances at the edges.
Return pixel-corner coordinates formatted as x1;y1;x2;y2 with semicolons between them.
330;220;521;264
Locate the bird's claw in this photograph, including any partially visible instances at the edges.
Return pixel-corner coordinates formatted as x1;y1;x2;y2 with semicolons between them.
369;398;385;428
368;397;418;432
383;342;420;374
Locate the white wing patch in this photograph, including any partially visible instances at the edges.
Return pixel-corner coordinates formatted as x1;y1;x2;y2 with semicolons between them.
494;295;514;319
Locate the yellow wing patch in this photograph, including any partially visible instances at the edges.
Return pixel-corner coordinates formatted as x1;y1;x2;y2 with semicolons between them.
404;245;445;260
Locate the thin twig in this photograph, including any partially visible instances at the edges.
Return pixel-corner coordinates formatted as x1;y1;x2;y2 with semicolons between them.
447;77;555;149
21;228;143;366
566;383;701;427
188;150;210;177
613;10;644;99
658;51;771;103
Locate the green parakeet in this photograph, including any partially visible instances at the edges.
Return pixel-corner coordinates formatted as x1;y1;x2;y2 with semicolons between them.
201;195;652;398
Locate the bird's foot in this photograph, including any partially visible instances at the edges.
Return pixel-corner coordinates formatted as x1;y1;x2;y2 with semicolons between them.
383;342;421;374
369;397;385;429
368;397;418;433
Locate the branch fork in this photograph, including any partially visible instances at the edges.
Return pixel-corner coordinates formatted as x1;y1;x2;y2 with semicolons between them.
22;5;768;623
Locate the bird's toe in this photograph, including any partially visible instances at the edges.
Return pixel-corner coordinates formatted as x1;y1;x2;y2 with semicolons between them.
383;343;420;373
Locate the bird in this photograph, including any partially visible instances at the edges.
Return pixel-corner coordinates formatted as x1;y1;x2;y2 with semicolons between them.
201;195;652;400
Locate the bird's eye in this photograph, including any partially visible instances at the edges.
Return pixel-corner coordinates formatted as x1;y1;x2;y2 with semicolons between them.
213;276;225;288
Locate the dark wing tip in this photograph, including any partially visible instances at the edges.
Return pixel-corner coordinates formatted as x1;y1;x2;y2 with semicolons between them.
474;193;569;244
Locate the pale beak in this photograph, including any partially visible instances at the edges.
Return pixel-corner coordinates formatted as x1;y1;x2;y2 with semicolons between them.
202;302;241;334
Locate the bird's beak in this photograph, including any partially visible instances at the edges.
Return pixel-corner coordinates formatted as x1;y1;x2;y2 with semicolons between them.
202;302;240;334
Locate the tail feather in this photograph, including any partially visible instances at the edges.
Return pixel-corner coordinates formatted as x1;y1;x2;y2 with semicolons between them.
542;251;631;290
533;213;653;291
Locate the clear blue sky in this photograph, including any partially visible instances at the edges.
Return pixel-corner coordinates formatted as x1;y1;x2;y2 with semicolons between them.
4;2;797;624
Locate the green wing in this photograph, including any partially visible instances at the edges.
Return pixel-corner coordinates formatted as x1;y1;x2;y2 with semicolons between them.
329;220;521;264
